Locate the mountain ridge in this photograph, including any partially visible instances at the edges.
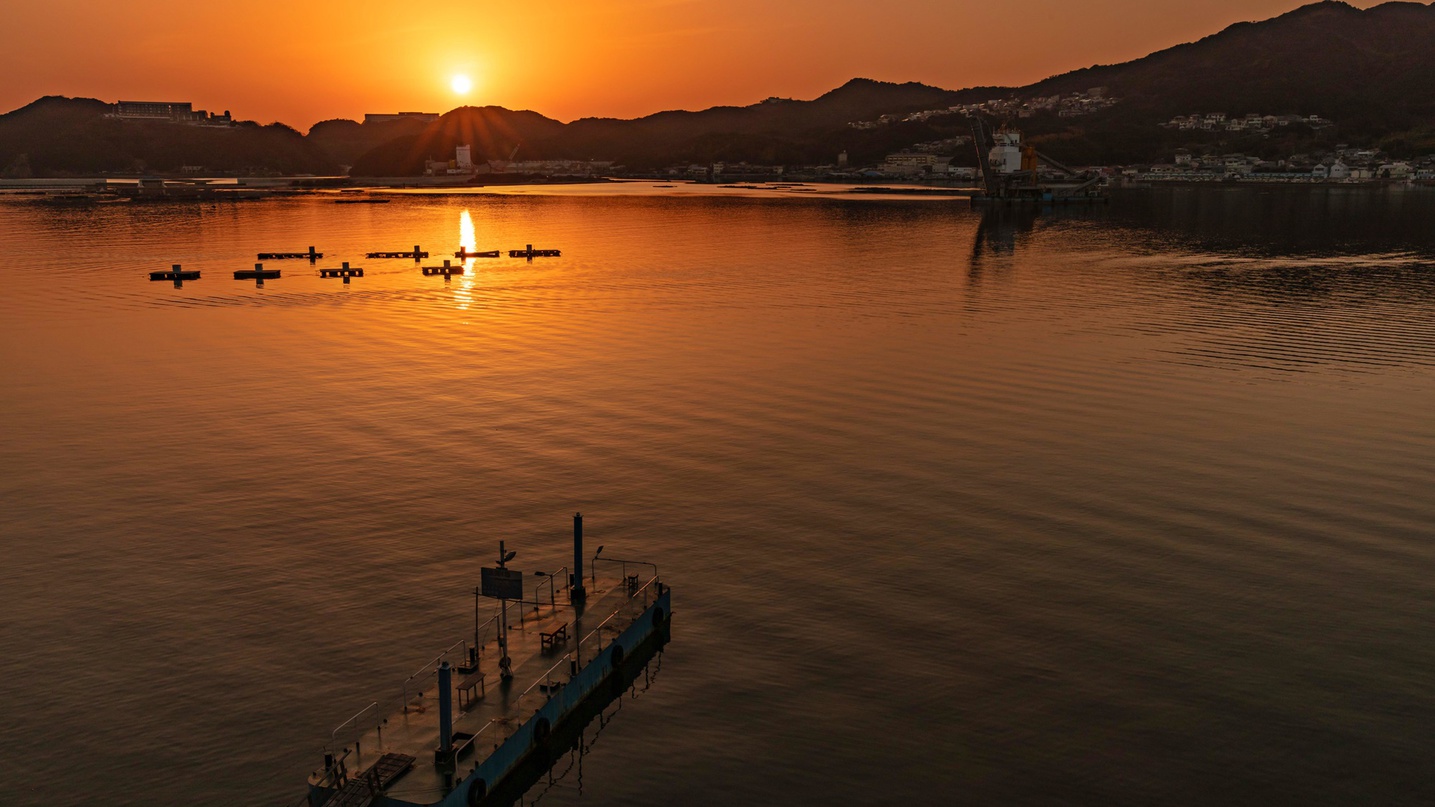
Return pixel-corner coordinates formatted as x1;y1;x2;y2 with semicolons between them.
5;2;1435;176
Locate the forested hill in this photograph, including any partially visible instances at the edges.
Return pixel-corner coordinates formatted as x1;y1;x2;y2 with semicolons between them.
1028;1;1435;127
0;97;335;177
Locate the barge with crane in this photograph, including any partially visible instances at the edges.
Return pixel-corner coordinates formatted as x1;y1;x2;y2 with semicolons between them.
301;515;671;807
969;119;1108;206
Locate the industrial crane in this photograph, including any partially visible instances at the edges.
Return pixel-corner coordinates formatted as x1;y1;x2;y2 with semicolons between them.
968;117;1106;205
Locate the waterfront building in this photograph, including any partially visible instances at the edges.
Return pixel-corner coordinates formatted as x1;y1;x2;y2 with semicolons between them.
882;153;939;176
107;101;232;126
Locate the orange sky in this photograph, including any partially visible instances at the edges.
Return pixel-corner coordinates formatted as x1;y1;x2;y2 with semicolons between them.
1;0;1383;130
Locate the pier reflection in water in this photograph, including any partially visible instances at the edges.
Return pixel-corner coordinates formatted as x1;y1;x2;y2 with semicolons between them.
499;636;666;807
2;185;1435;806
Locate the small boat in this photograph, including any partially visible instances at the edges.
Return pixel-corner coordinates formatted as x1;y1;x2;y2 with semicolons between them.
455;249;501;258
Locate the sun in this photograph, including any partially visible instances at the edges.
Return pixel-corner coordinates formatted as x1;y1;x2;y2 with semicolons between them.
451;74;473;95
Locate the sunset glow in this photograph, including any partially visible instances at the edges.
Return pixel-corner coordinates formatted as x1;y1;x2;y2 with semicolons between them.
451;75;472;95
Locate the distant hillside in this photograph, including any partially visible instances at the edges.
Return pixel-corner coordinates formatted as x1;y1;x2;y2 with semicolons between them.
1029;1;1435;124
547;79;963;165
0;97;335;177
306;117;434;168
1012;0;1435;162
345;80;963;174
347;106;567;176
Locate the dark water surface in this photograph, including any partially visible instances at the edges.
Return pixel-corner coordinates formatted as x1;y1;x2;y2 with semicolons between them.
1;185;1433;806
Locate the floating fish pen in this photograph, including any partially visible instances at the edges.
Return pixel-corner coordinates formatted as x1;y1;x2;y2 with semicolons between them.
422;260;465;278
302;515;672;807
258;247;322;260
235;263;281;282
509;245;561;259
320;262;364;284
455;249;501;259
148;264;201;283
368;246;429;260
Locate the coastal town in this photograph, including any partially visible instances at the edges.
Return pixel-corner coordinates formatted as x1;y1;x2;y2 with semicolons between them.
5;93;1435;189
465;90;1435;186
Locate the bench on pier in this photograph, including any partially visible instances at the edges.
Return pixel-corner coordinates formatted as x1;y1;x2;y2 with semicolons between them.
540;624;569;652
457;672;486;708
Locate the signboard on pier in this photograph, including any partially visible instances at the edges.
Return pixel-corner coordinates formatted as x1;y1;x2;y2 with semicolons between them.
481;566;523;600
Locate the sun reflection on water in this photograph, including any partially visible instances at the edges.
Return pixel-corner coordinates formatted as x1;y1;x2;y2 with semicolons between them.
455;209;477;310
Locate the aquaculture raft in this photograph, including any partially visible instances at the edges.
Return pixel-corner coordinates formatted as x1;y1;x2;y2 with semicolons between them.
149;264;200;285
367;246;429;260
257;247;322;260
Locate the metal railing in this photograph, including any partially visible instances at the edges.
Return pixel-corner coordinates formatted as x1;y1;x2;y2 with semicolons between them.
331;702;379;742
401;638;470;715
511;574;661;721
591;556;658;587
313;567;663;793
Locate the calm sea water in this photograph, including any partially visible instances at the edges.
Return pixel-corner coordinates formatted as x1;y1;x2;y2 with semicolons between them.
1;184;1433;806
